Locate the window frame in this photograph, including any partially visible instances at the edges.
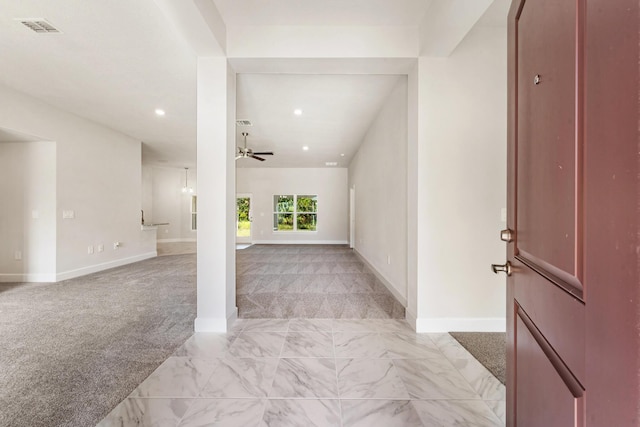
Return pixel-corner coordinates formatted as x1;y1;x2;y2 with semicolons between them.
273;194;318;232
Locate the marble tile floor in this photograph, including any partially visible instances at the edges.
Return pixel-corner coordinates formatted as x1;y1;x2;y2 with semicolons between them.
99;319;505;426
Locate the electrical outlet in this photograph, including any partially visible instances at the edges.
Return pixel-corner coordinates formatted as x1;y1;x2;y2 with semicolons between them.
387;255;391;265
62;210;75;219
97;244;104;253
88;245;94;254
14;251;22;260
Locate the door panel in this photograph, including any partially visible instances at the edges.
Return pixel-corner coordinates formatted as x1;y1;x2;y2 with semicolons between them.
512;265;585;381
516;0;583;296
515;313;583;426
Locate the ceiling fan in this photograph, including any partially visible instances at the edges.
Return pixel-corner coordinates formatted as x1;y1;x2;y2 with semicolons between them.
235;132;274;162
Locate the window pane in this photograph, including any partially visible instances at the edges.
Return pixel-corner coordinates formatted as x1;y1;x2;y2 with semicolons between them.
274;195;294;212
273;213;294;231
192;213;197;231
297;195;317;213
192;195;197;212
297;213;317;231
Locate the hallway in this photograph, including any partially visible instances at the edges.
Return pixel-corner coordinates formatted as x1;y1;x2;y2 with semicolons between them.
237;245;405;319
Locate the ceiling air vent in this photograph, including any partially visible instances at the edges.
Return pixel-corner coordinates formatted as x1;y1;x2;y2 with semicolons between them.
17;19;61;33
236;120;252;126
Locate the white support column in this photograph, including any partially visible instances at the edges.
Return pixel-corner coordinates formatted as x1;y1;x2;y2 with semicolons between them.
195;57;237;332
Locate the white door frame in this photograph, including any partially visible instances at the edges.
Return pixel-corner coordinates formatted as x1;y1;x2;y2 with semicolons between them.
236;193;253;244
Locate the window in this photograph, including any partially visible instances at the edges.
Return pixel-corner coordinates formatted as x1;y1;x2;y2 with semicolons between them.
191;195;197;231
273;194;317;231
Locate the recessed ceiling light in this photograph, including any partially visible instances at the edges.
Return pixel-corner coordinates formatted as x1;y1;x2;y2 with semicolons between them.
325;162;338;166
340;153;345;157
294;109;303;116
155;109;165;116
302;146;309;151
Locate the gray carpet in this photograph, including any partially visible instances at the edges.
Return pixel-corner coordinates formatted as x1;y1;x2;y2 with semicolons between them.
237;244;405;319
449;332;506;385
0;254;196;427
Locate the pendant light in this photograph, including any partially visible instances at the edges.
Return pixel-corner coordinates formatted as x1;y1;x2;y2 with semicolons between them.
182;167;193;193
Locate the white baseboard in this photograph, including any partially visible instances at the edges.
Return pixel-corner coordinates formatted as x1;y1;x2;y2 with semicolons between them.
251;240;349;245
0;273;56;283
56;252;157;282
195;307;238;333
157;238;197;243
415;317;506;333
405;309;418;331
353;249;407;307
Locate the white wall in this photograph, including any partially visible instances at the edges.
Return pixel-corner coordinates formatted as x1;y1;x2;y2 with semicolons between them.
409;25;507;332
348;78;408;303
0;141;57;281
143;166;198;242
141;164;154;226
0;83;155;282
236;168;349;244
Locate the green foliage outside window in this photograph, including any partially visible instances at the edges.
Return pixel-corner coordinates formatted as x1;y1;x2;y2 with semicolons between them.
273;194;317;231
237;197;250;237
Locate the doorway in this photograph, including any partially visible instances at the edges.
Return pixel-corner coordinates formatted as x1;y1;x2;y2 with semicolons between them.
236;193;252;244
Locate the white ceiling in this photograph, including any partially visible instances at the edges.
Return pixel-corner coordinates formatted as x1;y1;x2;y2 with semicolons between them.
0;0;509;170
0;0;197;166
0;127;44;143
212;0;431;26
235;74;403;168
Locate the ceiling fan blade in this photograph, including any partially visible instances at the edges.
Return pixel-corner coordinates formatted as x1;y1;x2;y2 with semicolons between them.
252;151;274;155
249;155;266;161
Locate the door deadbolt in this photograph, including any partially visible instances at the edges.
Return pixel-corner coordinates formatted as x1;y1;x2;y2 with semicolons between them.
492;261;512;276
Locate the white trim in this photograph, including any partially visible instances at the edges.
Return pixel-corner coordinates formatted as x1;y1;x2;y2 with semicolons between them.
194;307;238;332
405;309;418;332
157;238;197;243
56;252;157;282
353;248;407;306
251;240;348;245
0;273;56;283
415;317;506;333
227;307;238;330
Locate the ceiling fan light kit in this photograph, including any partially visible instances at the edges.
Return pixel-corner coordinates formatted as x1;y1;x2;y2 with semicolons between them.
236;132;274;162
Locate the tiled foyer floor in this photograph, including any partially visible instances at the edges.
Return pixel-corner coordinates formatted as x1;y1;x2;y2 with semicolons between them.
98;319;505;426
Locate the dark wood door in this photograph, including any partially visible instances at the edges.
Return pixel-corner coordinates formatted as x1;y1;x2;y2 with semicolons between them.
506;0;640;425
507;0;586;424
